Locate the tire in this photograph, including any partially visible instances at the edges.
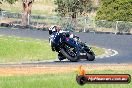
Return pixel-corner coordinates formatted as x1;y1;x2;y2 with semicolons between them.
58;55;64;61
76;75;87;85
86;53;95;61
84;47;95;61
60;48;80;62
58;53;66;61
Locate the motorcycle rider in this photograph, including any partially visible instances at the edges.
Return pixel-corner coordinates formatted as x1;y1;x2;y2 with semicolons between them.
49;25;82;61
49;25;80;42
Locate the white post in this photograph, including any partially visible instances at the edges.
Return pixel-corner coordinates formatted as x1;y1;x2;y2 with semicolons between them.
0;11;6;22
27;14;30;25
83;18;86;32
115;21;119;34
0;11;3;21
0;12;1;21
93;19;96;34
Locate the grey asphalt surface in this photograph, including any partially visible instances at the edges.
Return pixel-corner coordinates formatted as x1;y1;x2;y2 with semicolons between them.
0;28;132;65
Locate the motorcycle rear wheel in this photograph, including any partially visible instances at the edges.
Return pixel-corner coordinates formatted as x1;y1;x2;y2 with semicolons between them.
60;48;80;62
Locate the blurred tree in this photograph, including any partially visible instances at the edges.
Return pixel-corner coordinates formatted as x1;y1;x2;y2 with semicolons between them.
0;0;17;4
54;0;93;29
55;0;93;17
0;0;2;4
22;0;34;27
0;0;34;27
96;0;132;22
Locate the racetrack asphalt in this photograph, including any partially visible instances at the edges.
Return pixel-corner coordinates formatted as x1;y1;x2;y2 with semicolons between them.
0;28;132;65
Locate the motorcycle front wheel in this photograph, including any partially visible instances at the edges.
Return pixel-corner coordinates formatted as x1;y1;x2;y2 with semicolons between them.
83;46;95;61
86;52;95;61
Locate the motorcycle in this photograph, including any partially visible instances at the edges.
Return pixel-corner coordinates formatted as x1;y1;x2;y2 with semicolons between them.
49;30;95;62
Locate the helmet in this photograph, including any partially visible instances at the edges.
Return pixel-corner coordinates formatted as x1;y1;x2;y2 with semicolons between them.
70;34;74;38
49;25;57;35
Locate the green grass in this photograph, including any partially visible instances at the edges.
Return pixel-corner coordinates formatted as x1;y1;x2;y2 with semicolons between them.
0;35;57;63
91;46;105;56
0;70;131;88
0;35;104;63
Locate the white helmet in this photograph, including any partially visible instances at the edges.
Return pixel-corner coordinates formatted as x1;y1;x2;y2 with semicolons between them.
49;25;57;35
